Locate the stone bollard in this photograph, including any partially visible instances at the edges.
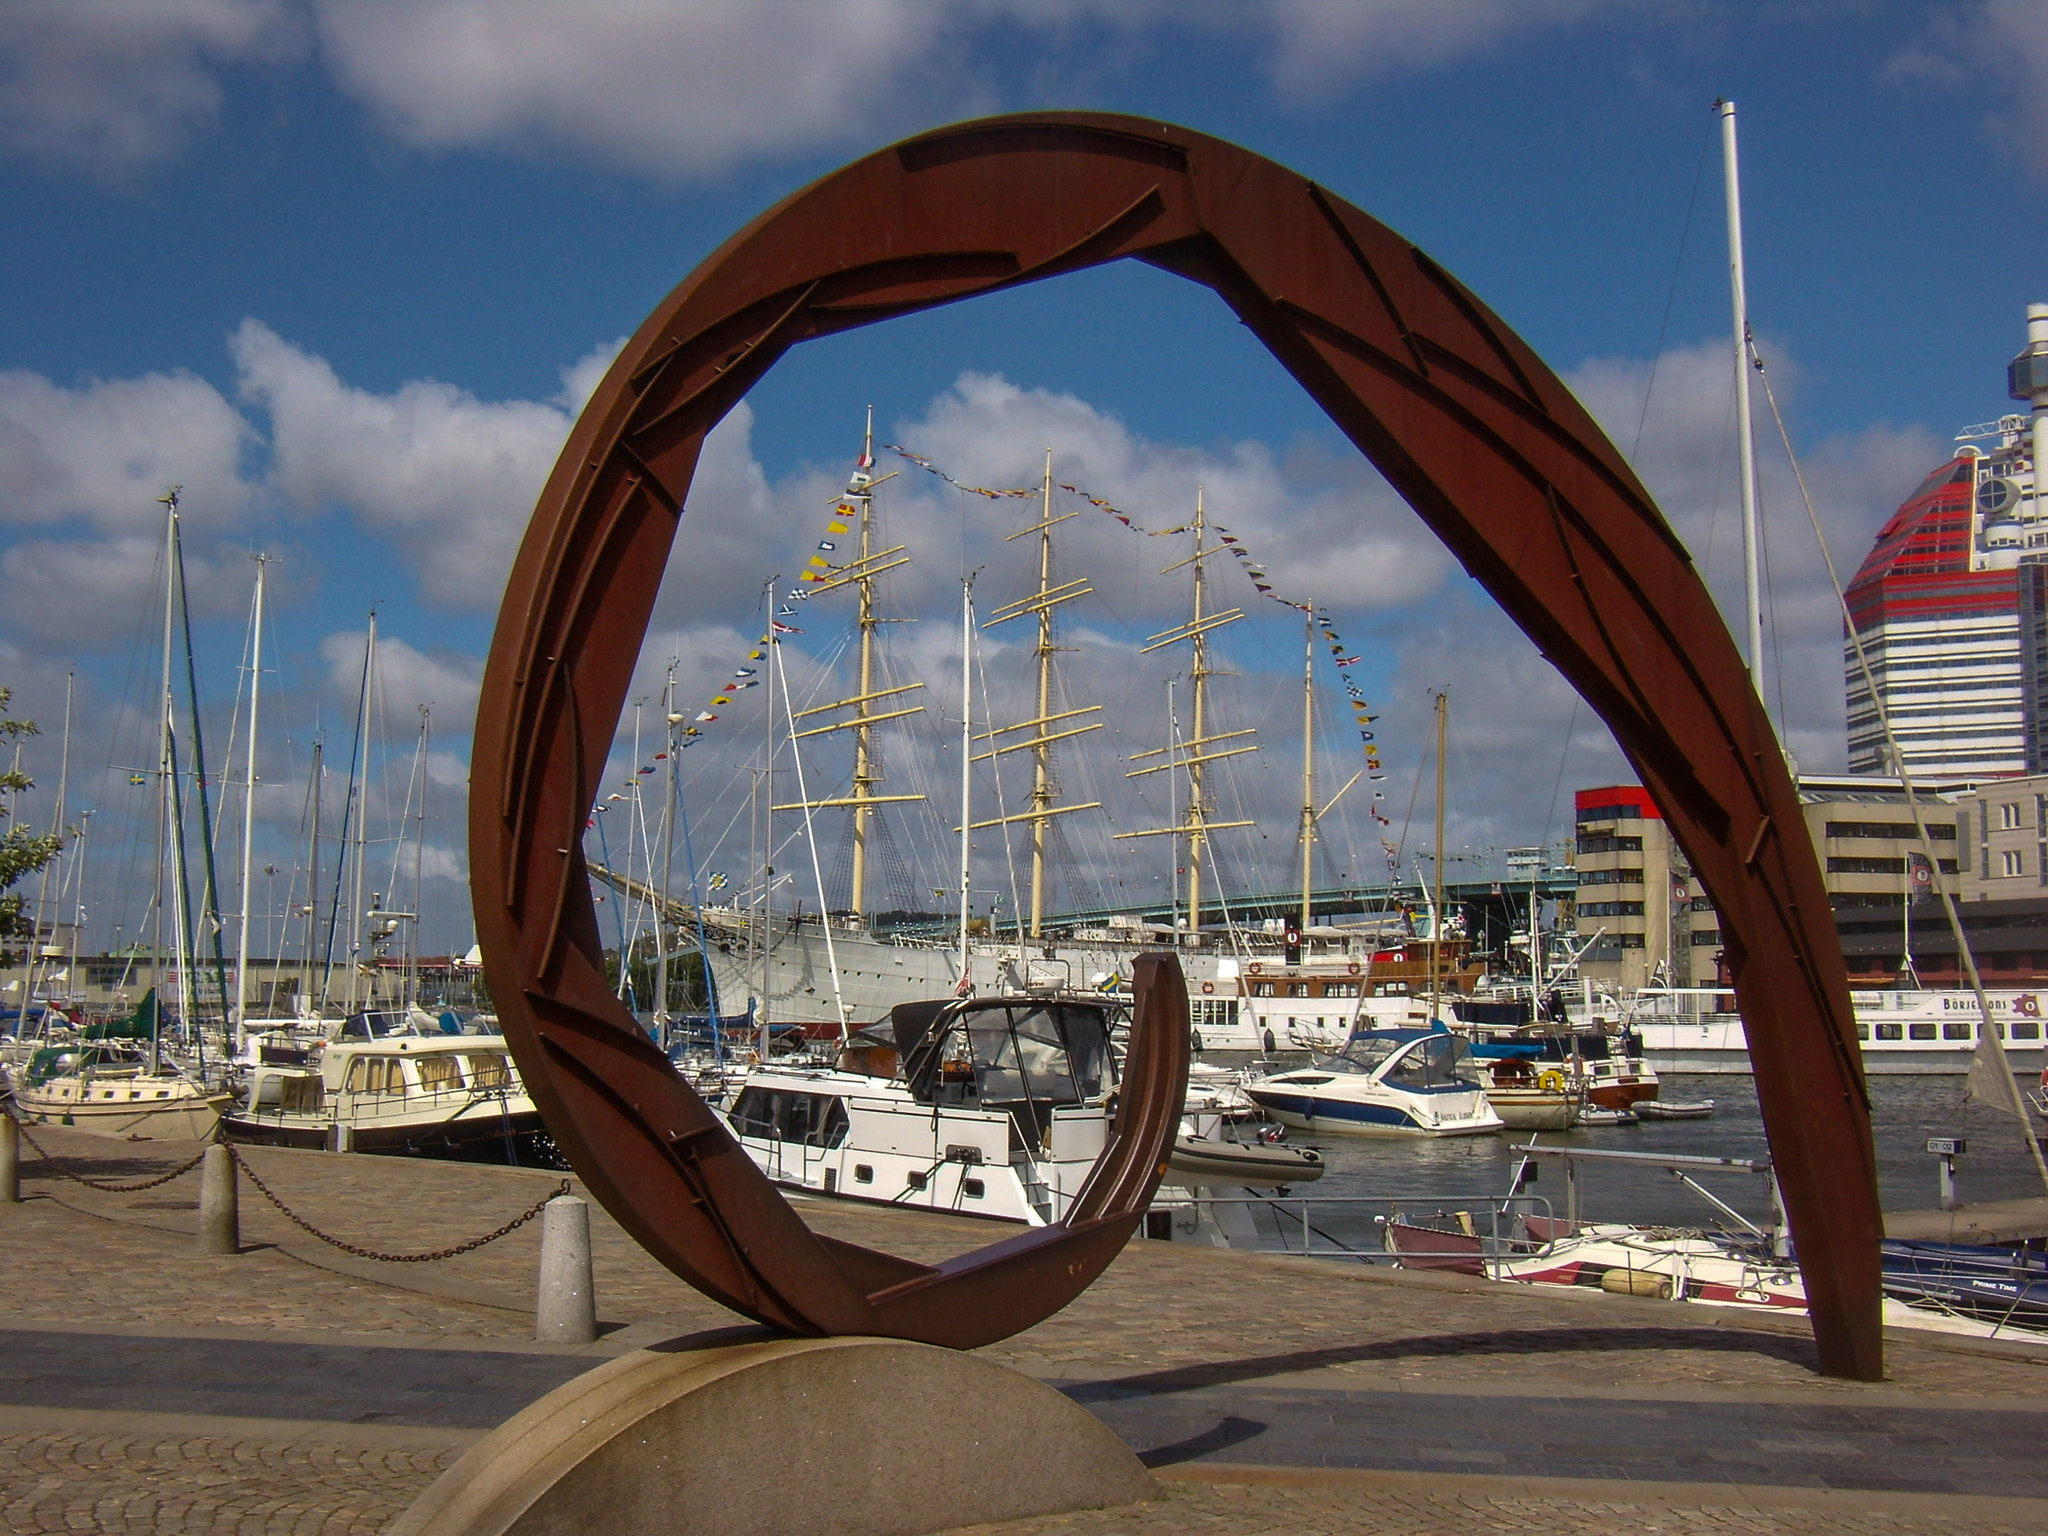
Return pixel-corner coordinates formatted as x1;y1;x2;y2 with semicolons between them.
1;1114;18;1204
535;1194;597;1345
197;1143;239;1255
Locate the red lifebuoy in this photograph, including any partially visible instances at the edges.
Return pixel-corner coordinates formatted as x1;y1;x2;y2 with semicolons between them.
1347;961;1361;976
1247;962;1263;975
1201;981;1215;995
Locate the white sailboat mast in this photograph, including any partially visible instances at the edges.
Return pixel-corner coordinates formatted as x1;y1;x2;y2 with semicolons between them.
344;614;377;1013
1718;98;1765;697
654;663;677;1027
1298;616;1315;932
957;573;976;981
1430;690;1448;1023
234;553;268;1038
156;492;198;1056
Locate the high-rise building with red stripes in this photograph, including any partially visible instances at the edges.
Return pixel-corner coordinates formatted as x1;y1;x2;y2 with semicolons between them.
1845;306;2048;777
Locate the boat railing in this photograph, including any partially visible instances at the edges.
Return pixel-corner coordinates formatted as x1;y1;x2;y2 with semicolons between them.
1510;1142;1785;1254
1146;1189;1558;1265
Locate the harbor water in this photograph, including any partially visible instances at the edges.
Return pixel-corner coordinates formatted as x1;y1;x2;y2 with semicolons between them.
1237;1073;2048;1256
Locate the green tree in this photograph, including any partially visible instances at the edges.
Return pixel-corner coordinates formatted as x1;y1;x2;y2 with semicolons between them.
0;689;63;968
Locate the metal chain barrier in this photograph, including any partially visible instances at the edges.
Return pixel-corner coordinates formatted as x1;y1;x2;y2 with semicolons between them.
226;1143;569;1263
8;1113;210;1192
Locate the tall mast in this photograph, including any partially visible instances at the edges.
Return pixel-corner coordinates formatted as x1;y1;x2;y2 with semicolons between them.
1122;489;1255;942
234;553;268;1040
654;661;677;1032
301;736;322;1006
155;490;195;1065
344;614;377;1013
777;412;922;918
1298;616;1315;932
957;572;976;983
978;450;1101;939
1718;98;1765;698
21;671;72;1013
1431;689;1448;1023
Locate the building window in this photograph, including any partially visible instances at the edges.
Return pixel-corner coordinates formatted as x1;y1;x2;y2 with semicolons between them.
1576;868;1644;887
1576;834;1644;855
1826;856;1958;876
1578;901;1645;918
1824;821;1956;841
2002;849;2025;877
2001;802;2024;830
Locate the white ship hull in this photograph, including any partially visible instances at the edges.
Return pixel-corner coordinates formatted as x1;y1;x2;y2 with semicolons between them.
1632;988;2048;1074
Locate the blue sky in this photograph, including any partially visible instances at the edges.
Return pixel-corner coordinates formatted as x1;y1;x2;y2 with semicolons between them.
5;1;2048;958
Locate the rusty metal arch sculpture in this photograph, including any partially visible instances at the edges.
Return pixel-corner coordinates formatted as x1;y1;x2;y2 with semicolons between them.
472;112;1884;1378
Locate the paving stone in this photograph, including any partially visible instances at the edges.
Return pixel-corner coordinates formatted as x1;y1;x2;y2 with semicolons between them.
6;1124;2048;1535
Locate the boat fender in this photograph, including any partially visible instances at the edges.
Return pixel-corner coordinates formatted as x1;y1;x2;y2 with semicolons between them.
1347;961;1361;976
1263;1029;1278;1055
1190;1029;1203;1053
1537;1069;1566;1093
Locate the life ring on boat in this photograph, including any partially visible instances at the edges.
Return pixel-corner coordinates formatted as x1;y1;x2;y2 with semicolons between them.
1201;981;1214;995
1247;963;1263;975
1537;1070;1566;1093
1347;961;1361;976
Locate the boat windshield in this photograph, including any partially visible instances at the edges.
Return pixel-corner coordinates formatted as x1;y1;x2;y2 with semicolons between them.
1385;1034;1483;1089
1322;1036;1404;1075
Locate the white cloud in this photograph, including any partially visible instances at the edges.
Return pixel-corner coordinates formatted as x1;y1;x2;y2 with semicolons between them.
1566;336;1950;775
0;365;253;532
233;318;572;610
0;0;299;171
321;627;482;723
1261;0;1607;99
311;0;969;177
1889;1;2048;176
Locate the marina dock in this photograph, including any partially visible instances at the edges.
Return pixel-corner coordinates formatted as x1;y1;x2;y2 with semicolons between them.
1886;1194;2048;1244
4;1125;2047;1535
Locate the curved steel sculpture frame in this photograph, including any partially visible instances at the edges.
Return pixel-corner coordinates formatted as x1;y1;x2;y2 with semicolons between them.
472;112;1883;1378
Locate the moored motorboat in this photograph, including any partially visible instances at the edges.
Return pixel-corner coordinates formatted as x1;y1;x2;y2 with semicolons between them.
722;993;1120;1225
224;1034;544;1157
1245;1028;1504;1137
1168;1133;1322;1186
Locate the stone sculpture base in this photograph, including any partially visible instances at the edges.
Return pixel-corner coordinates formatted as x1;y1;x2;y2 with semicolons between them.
386;1330;1154;1536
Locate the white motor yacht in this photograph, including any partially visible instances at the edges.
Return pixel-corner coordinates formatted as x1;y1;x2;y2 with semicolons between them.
723;994;1121;1226
1244;1028;1504;1137
224;1033;544;1158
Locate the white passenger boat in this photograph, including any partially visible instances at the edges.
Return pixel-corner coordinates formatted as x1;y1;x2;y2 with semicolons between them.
722;994;1120;1226
1244;1028;1504;1137
1625;986;2048;1074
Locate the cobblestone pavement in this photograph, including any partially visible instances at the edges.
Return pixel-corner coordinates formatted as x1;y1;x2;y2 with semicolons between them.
935;1477;2047;1536
6;1125;2048;1534
0;1427;458;1536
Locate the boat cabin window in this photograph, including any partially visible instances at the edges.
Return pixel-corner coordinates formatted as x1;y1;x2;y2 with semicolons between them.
466;1053;512;1087
1943;1021;1973;1040
1909;1022;1937;1041
1191;998;1238;1029
728;1087;850;1149
344;1057;407;1094
1251;982;1276;997
2014;1020;2041;1039
1324;981;1360;998
1286;982;1310;998
1875;1022;1903;1040
416;1055;464;1092
906;1000;1112;1147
